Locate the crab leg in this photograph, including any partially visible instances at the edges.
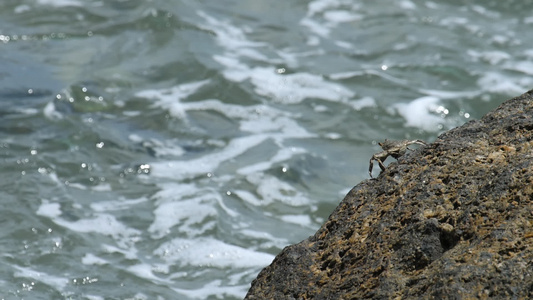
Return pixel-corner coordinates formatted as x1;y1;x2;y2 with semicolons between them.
369;159;375;178
368;156;388;178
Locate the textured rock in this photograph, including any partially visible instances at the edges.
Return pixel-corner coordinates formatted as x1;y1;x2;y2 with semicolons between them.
246;90;533;299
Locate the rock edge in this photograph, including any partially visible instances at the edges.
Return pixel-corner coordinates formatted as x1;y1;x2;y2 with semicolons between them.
246;90;533;299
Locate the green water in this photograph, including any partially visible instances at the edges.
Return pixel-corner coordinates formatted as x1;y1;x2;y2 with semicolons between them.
0;0;531;298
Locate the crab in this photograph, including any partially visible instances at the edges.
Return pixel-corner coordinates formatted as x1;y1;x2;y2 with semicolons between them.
369;139;427;178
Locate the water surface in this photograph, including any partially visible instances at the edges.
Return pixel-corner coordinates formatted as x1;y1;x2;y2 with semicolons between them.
1;0;532;298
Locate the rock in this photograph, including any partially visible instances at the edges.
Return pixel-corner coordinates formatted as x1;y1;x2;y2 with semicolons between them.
245;90;533;299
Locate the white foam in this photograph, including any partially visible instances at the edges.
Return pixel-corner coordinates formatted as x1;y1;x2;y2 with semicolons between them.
149;124;298;182
470;5;500;18
398;0;417;9
275;50;315;69
123;110;141;117
233;189;263;206
213;55;251;82
239;229;290;250
128;135;185;158
237;147;306;175
57;214;138;236
149;185;218;238
301;0;363;39
440;16;470;27
300;18;330;37
60;214;141;248
43;102;63;120
328;70;364;80
36;200;61;218
13;265;69;291
325;132;342;139
136;80;210;119
279;214;313;227
525;16;533;24
14;5;31;13
247;173;310;206
90;197;148;212
83;253;177;295
35;0;82;7
91;183;112;192
418;88;480;100
329;69;410;86
335;40;354;49
101;243;138;260
197;11;265;49
128;134;144;143
323;10;362;23
154;237;274;269
306;35;321;46
507;60;533;76
150;182;199;199
172;280;248;300
214;57;355;104
185;99;257;118
81;253;108;265
477;72;526;95
149;181;240;224
307;0;336;16
66;182;87;190
349;97;376;111
215;193;240;218
234;171;313;209
250;67;354;104
16;107;40;115
240;114;301;134
83;296;105;300
236;47;271;61
126;263;172;285
37;199;141;249
135;88;314;181
467;49;511;65
197;10;355;104
392;96;445;130
150;134;269;180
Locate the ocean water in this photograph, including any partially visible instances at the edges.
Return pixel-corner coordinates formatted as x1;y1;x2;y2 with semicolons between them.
1;0;532;298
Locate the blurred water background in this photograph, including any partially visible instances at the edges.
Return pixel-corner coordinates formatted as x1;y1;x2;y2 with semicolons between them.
1;0;532;298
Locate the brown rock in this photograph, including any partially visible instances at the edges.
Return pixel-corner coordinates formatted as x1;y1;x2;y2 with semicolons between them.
245;90;533;299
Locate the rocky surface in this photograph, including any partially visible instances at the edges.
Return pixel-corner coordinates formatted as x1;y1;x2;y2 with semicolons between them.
246;90;533;299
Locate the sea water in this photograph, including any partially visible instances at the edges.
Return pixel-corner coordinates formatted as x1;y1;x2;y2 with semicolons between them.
0;0;532;298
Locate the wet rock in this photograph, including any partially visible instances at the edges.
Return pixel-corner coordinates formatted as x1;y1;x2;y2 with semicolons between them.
246;90;533;299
